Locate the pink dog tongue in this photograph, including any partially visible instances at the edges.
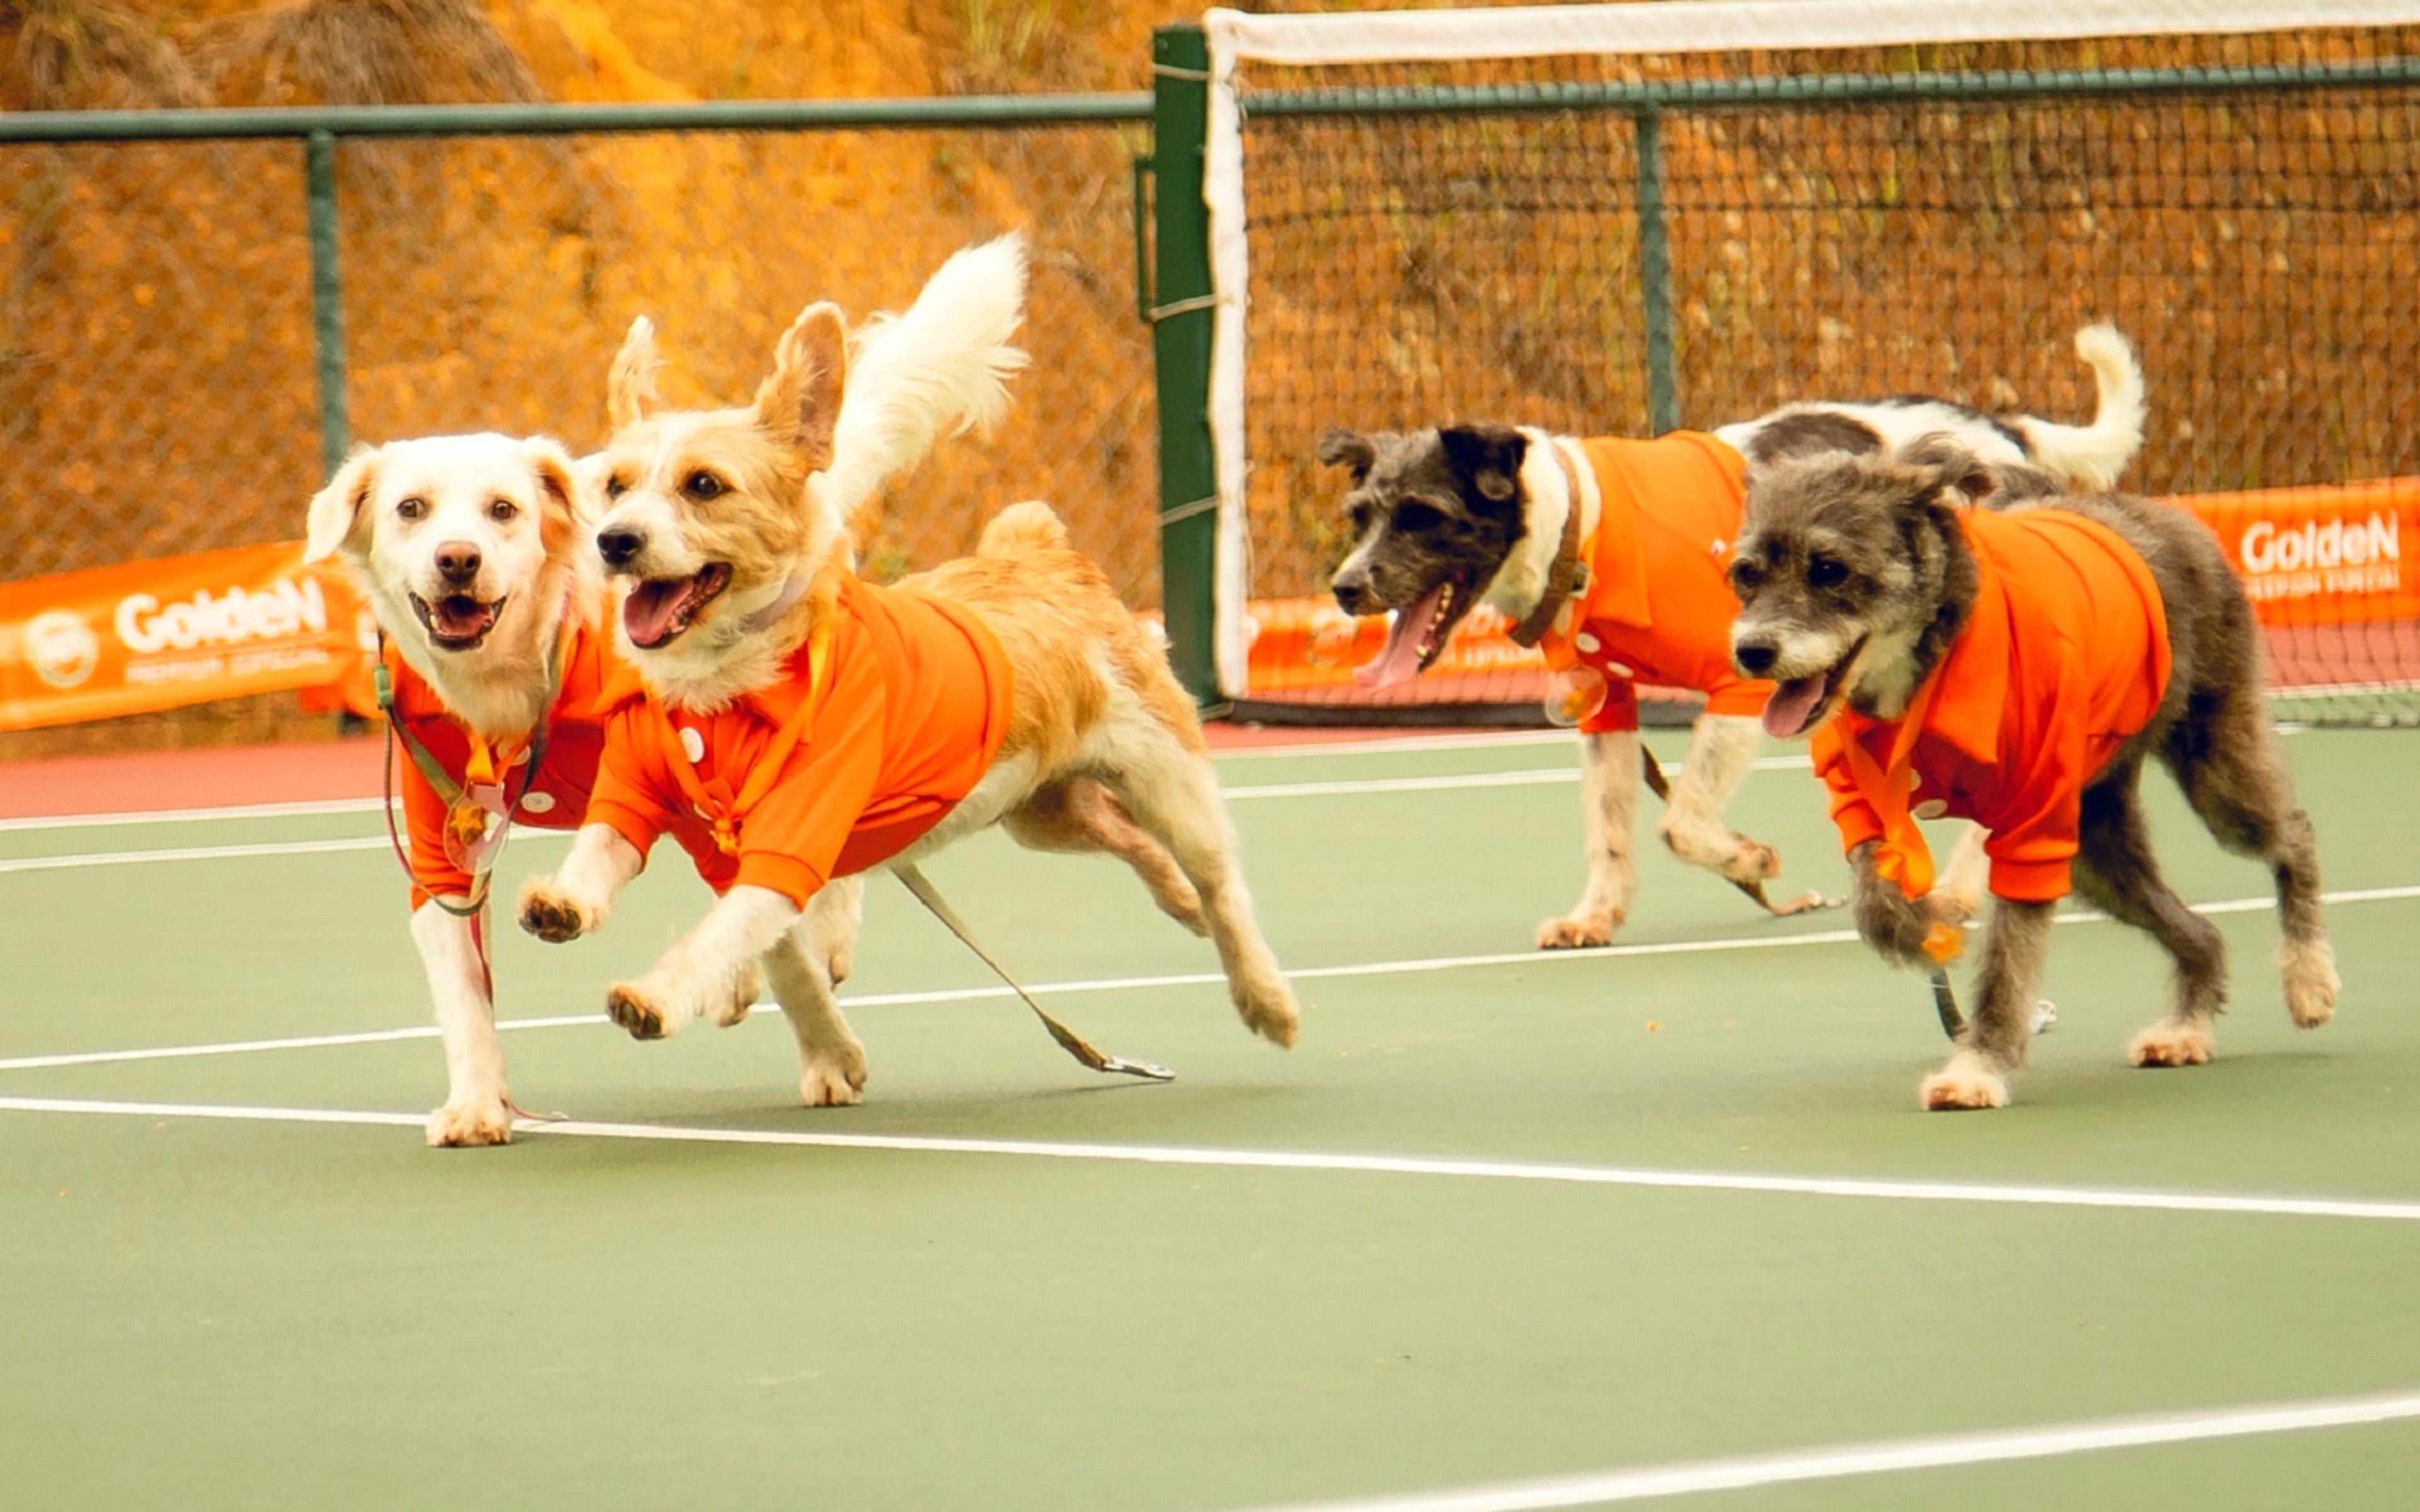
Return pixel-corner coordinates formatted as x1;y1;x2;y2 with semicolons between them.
431;595;495;639
1353;584;1448;690
1762;674;1829;739
623;578;694;650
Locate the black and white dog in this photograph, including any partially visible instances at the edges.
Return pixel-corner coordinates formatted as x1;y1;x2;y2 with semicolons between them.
1320;326;2144;948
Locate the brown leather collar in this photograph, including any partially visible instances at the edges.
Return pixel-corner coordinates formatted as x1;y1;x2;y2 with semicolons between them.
1507;440;1591;648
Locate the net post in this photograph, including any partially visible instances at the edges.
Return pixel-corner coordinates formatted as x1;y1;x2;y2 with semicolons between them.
1148;23;1221;706
1634;107;1681;435
304;129;352;479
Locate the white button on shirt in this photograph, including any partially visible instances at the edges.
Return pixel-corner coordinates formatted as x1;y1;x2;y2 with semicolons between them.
519;791;556;815
680;727;706;764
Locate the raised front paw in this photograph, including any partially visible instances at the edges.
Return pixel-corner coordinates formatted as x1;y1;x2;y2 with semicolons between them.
426;1099;514;1147
1536;911;1617;949
605;980;672;1040
1719;840;1782;886
517;878;596;943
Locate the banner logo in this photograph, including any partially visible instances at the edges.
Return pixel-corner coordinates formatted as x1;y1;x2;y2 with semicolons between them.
25;609;100;690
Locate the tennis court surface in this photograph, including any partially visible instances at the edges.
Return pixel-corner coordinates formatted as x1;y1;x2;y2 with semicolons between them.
4;726;2416;1511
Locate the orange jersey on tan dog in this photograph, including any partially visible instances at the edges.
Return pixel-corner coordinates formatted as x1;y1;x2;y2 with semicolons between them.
389;617;616;909
587;574;1014;907
1544;432;1773;733
1811;507;2173;904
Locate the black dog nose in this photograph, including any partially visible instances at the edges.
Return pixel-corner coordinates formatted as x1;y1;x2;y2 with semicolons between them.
597;527;644;568
434;541;481;585
1734;641;1778;677
1332;568;1374;616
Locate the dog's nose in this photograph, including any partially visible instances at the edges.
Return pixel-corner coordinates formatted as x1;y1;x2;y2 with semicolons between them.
596;527;645;568
1332;568;1374;616
1733;639;1778;677
434;541;481;585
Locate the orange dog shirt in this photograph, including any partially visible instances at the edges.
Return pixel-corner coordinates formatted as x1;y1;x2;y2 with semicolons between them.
1810;507;2173;905
587;574;1014;908
1541;432;1774;733
389;616;614;909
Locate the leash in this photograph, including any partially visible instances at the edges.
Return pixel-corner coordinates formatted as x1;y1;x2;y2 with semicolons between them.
892;862;1175;1083
1635;747;1839;918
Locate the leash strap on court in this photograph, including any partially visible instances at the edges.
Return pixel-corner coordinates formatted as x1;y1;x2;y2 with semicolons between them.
1636;748;1838;919
892;862;1175;1083
1926;965;2058;1042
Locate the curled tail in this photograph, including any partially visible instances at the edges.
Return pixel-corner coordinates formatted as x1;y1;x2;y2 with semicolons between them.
822;232;1030;525
977;499;1071;556
2012;323;2146;491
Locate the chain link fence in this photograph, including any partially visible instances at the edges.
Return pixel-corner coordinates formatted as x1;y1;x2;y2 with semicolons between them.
0;108;1157;755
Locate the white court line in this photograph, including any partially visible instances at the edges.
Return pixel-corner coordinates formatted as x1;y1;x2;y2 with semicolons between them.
1210;1390;2420;1512
0;830;573;877
1;1092;2416;1222
0;796;391;833
4;884;2414;1076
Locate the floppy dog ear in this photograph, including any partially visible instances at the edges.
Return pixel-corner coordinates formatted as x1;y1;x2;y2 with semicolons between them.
303;446;382;563
1438;423;1527;509
524;437;585;556
1899;433;1996;507
1317;427;1376;480
753;302;848;474
607;316;665;432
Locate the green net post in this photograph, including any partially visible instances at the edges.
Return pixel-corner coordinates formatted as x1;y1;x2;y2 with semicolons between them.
1634;107;1680;435
1147;24;1221;706
304;129;351;479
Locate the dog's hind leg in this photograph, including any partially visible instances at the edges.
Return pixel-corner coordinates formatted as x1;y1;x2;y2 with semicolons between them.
1004;777;1207;935
762;920;869;1108
2070;767;2231;1068
1090;708;1300;1047
1921;896;2055;1109
1657;714;1827;911
413;900;513;1147
2160;689;2337;1029
1538;729;1640;948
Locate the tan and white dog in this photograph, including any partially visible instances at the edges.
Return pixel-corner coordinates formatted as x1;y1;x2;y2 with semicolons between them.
304;236;1109;1141
515;238;1299;1105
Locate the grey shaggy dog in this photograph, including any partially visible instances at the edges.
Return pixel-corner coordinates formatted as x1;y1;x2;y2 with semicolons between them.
1726;437;2339;1109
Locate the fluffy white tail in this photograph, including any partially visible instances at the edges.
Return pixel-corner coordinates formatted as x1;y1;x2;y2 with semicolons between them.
820;232;1030;522
2012;323;2146;491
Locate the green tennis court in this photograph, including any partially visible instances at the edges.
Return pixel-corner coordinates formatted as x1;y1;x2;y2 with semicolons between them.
4;728;2416;1511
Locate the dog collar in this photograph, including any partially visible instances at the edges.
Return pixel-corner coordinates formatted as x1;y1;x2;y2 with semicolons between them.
1506;442;1591;649
742;573;813;633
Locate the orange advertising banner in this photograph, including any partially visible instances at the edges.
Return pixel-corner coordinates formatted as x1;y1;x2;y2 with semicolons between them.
0;541;379;732
2172;476;2417;626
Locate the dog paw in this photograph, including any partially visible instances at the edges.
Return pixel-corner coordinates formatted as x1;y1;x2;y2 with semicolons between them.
517;879;594;944
2282;940;2340;1028
1920;1055;2010;1111
707;961;764;1029
1720;841;1782;886
1236;980;1301;1048
799;1038;869;1107
605;981;672;1040
2128;1021;2216;1068
426;1099;513;1148
1536;912;1617;949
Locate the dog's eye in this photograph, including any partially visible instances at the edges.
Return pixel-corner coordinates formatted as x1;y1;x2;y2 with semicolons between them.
1393;500;1446;532
396;496;427;521
603;475;627;500
685;471;725;501
488;498;518;522
1347;501;1378;534
1807;556;1850;590
1727;559;1765;594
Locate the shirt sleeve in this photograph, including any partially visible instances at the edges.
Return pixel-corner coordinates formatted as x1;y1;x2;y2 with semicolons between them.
733;672;889;908
1577;673;1641;733
400;748;473;910
583;705;673;869
1809;727;1885;859
1979;647;2086;903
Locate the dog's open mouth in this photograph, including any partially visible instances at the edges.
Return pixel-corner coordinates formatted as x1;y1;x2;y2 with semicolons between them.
1760;638;1864;739
410;592;504;651
1354;576;1474;690
621;564;732;651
